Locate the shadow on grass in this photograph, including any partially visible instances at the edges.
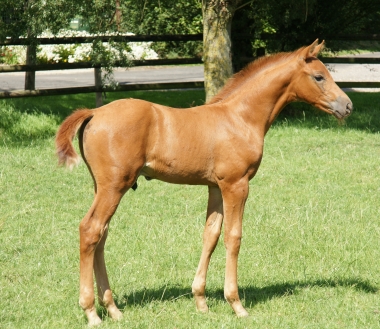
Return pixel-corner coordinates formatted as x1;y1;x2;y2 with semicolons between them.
111;276;378;312
3;91;380;133
240;277;378;306
4;93;99;121
4;90;206;121
0;90;206;145
1;90;379;146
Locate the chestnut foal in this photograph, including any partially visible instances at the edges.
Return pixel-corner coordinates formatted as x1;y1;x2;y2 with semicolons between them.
56;40;352;325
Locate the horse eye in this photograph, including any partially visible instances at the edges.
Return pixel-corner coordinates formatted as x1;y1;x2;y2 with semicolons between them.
314;75;324;82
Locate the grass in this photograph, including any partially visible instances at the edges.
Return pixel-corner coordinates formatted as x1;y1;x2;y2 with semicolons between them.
0;90;380;328
0;90;206;144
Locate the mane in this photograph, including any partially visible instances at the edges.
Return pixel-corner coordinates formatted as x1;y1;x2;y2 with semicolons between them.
208;49;303;104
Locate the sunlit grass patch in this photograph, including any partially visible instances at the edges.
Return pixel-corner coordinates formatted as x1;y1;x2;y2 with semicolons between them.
0;90;379;328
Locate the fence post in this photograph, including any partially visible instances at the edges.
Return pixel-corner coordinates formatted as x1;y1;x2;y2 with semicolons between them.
25;44;36;90
94;67;103;107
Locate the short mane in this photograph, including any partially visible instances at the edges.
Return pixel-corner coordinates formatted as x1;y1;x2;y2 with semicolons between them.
208;49;304;104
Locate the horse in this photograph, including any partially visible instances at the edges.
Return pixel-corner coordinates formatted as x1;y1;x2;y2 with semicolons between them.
55;40;352;325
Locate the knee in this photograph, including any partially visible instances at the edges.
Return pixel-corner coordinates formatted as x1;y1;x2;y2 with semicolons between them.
204;213;222;239
100;289;114;307
79;290;95;311
224;231;242;251
192;276;206;294
224;288;240;304
205;225;222;243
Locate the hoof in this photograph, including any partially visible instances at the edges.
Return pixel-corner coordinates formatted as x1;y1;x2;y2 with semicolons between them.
236;309;249;318
108;305;123;321
85;308;102;327
194;295;209;313
196;305;209;313
228;299;249;318
88;316;102;327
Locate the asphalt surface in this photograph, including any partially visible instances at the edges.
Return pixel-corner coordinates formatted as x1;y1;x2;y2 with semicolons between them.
0;66;205;91
0;53;379;92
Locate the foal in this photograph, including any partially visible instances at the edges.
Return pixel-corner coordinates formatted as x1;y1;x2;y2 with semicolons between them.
56;40;352;325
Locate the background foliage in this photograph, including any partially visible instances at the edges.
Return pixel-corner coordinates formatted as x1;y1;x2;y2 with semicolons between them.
1;0;379;63
118;0;203;58
0;0;77;39
239;0;380;50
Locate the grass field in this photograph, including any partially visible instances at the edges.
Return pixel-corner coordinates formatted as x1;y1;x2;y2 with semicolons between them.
0;90;379;328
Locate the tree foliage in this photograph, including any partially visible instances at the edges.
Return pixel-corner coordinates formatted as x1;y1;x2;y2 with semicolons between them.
234;0;380;53
1;0;379;93
119;0;203;58
2;0;378;56
0;0;77;40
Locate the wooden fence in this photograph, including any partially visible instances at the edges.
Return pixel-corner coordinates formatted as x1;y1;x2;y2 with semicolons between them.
1;33;379;104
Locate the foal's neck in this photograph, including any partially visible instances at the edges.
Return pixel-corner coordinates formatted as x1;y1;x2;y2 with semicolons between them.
224;60;297;134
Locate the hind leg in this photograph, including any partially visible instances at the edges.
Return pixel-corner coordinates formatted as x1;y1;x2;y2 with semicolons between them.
94;226;123;321
79;186;126;326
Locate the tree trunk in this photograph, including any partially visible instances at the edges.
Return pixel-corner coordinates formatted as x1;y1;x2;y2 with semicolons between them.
115;0;122;31
203;1;240;103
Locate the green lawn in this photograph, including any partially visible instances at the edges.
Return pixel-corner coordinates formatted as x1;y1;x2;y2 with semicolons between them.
0;90;379;328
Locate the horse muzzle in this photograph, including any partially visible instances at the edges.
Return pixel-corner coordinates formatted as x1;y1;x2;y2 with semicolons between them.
329;96;353;119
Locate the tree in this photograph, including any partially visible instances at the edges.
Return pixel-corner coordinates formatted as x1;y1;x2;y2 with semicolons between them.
202;0;242;102
116;0;240;102
3;0;378;99
0;0;78;89
119;1;203;58
240;0;380;53
0;0;78;40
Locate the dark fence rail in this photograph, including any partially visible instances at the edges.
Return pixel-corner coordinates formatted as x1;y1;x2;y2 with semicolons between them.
0;56;378;74
0;34;203;46
253;33;380;41
0;58;204;73
1;56;379;74
0;81;205;99
320;57;380;64
0;33;379;101
2;32;380;46
2;80;379;100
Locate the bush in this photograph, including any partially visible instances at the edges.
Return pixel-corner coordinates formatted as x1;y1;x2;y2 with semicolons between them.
0;46;20;64
2;30;159;65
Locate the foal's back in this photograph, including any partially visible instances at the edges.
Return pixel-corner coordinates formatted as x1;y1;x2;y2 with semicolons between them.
81;98;234;186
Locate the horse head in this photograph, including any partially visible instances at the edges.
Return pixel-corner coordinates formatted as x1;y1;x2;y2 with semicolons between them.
292;39;353;119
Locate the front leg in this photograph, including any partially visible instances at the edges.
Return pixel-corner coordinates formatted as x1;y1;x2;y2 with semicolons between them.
221;178;249;317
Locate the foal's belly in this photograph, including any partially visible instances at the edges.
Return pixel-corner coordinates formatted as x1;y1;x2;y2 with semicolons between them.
139;158;216;186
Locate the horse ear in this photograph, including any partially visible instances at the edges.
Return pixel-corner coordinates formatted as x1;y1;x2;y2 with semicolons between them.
302;39;325;58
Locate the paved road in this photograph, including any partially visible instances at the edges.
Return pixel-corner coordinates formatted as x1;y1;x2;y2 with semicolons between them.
0;65;205;91
0;53;379;92
326;51;380;87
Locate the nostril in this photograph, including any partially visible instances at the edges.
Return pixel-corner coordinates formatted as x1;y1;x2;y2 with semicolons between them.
346;102;353;113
